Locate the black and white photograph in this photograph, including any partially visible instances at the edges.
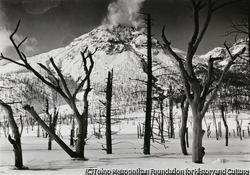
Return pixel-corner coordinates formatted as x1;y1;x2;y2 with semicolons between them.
0;0;249;174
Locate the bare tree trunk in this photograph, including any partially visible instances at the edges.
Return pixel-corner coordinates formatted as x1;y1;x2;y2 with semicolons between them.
48;135;52;150
236;117;243;140
180;97;189;155
186;128;189;148
191;107;205;163
106;71;113;154
169;84;174;138
24;105;78;158
212;110;219;140
74;63;92;159
220;103;228;146
0;100;25;169
45;98;58;150
248;126;250;138
70;118;75;146
218;121;222;137
160;100;164;143
19;115;23;137
75;119;86;159
37;123;40;137
144;14;152;155
46;98;52;150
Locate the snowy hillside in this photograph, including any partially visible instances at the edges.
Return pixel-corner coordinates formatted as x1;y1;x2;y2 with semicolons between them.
199;38;248;66
0;25;180;80
0;25;248;117
0;25;183;116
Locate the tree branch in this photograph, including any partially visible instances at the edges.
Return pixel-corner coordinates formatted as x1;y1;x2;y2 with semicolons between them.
37;63;59;86
201;45;246;116
49;57;73;100
24;105;78;157
17;37;27;48
9;20;28;64
189;0;213;59
201;56;223;101
73;52;94;100
0;54;26;67
0;21;70;104
0;100;20;141
162;26;193;99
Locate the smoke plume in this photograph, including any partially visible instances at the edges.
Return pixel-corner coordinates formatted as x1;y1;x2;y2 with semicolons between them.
104;0;145;28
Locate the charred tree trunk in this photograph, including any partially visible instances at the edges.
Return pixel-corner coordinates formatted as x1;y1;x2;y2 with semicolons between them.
0;100;25;169
48;132;52;150
180;97;189;155
75;118;86;159
186;128;189;148
169;84;174;138
24;105;78;158
144;14;152;155
160;99;165;143
75;71;92;159
220;103;228;146
45;98;58;150
212;109;219;140
106;70;113;154
85;108;88;139
70;118;75;147
46;98;52;150
191;105;205;163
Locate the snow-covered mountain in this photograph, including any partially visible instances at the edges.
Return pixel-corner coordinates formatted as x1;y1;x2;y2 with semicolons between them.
0;25;248;116
200;38;248;66
0;25;181;81
0;25;183;115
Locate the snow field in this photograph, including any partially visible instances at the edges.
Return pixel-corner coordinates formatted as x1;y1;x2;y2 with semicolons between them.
0;112;249;174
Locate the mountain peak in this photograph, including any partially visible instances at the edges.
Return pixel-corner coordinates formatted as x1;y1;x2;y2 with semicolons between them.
0;24;177;80
66;25;162;56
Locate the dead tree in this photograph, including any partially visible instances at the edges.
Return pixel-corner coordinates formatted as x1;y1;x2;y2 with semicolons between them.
236;115;243;140
45;97;58;150
0;21;95;159
19;115;24;137
144;14;152;154
168;84;174;138
70;117;75;146
24;105;78;157
220;102;228;146
139;14;174;151
159;93;165;143
180;95;189;155
212;105;219;140
0;100;26;169
106;70;113;154
162;0;245;163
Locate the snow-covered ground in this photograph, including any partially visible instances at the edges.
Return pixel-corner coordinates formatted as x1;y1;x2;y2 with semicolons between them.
0;112;249;175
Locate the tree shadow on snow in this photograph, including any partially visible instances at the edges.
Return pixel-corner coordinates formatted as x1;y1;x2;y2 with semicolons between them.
21;167;62;171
